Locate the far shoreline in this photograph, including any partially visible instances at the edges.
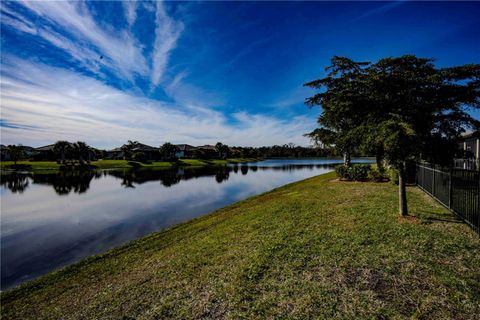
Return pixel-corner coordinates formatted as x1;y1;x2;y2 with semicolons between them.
0;157;375;172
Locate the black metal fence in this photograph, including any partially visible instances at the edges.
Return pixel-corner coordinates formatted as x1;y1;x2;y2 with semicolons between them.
416;163;480;233
453;158;479;171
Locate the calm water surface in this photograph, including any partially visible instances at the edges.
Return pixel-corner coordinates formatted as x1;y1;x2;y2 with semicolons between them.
1;159;370;290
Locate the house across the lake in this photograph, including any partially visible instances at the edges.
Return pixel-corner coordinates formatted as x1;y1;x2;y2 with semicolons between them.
106;142;160;160
33;144;57;161
105;147;124;160
174;144;197;158
455;131;479;170
197;145;217;159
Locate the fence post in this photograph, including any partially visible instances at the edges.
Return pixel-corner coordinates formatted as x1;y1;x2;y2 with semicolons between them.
448;168;453;210
432;164;436;196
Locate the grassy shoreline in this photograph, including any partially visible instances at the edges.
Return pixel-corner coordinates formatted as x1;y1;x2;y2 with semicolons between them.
2;172;479;319
0;158;259;172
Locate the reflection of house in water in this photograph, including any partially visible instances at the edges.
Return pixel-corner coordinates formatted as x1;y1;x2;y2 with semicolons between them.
0;164;338;196
107;166;232;188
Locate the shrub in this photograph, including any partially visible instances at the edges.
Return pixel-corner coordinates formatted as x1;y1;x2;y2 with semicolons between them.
389;168;399;185
132;152;146;162
336;164;371;181
368;166;389;182
349;164;370;181
335;164;350;180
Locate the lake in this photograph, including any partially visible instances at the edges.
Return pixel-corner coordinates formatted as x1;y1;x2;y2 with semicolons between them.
0;159;371;290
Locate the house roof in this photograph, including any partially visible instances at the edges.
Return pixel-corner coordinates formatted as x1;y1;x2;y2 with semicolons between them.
460;130;479;140
108;142;159;153
130;143;158;151
197;145;216;151
175;144;197;151
35;144;56;151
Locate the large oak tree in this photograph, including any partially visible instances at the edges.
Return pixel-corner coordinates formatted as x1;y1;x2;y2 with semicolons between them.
306;55;480;216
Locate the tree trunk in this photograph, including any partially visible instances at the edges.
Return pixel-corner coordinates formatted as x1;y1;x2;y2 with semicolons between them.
343;151;351;167
398;164;408;216
376;148;384;171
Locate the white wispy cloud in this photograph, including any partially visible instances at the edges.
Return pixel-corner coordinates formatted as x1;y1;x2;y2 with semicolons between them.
123;0;138;27
1;57;315;148
2;1;185;90
151;1;184;88
4;1;148;80
0;5;37;34
349;1;405;23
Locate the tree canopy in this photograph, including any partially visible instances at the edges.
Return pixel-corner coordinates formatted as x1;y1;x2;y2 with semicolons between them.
305;55;480;215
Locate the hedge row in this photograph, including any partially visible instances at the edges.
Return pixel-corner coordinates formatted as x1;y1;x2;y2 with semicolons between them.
335;164;390;182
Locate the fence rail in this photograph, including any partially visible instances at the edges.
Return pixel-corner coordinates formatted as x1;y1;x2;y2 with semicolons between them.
453;158;479;171
416;163;480;233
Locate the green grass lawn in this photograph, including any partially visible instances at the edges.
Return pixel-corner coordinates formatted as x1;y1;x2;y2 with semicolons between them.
2;172;479;319
0;158;259;171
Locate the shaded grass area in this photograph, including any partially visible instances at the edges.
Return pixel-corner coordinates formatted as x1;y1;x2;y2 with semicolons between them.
0;158;259;171
2;172;479;319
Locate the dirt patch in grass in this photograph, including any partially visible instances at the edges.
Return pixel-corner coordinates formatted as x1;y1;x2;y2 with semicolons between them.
398;215;422;224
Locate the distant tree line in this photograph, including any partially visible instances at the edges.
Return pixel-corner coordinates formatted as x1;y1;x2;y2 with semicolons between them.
3;141;347;163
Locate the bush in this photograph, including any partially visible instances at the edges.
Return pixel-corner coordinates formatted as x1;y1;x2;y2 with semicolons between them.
336;164;371;181
368;166;389;182
335;165;350;180
349;164;370;181
389;168;399;185
132;152;146;162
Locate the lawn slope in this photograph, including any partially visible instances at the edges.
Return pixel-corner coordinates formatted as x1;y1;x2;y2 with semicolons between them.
2;172;479;319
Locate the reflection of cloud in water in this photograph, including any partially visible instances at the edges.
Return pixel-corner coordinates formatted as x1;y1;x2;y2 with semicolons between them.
0;163;341;289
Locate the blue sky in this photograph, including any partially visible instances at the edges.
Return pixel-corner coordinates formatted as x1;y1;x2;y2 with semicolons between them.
1;1;479;148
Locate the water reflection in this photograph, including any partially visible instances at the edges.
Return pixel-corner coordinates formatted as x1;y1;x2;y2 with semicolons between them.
0;172;30;193
1;161;369;290
1;164;337;195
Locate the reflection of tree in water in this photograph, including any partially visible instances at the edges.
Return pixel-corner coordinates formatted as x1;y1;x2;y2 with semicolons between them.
240;165;249;175
215;167;230;183
32;170;100;195
0;163;336;194
108;166;233;188
0;172;31;193
109;169;182;188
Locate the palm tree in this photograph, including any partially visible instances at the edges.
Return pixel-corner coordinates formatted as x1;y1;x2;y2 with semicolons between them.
7;145;25;165
159;142;177;161
121;140;138;160
74;141;90;163
53;141;71;163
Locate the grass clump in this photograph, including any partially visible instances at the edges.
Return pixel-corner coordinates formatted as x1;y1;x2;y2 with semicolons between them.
1;172;479;319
